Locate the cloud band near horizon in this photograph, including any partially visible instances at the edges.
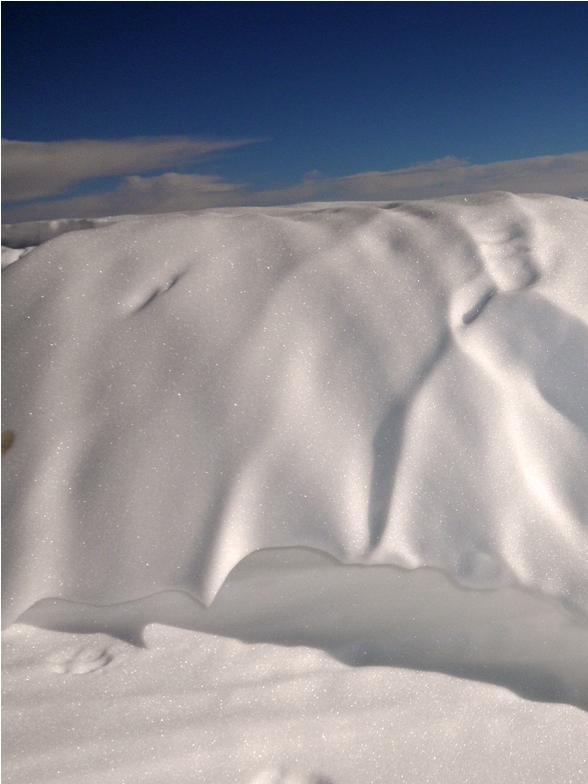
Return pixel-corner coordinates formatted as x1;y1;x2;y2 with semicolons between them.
2;137;256;203
3;137;587;224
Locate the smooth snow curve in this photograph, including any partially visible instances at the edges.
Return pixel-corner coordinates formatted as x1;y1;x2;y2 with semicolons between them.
2;192;588;624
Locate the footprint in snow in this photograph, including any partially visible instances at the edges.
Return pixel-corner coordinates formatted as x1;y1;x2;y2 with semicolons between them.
46;644;112;674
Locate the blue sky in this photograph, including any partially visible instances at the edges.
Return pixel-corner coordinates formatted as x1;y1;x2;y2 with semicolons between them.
3;2;588;222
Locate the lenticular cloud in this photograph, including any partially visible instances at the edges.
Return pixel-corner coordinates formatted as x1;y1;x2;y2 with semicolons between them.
2;192;588;625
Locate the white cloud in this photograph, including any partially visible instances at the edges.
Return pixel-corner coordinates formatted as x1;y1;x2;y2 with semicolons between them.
1;173;247;222
2;137;256;202
318;152;588;201
3;147;587;224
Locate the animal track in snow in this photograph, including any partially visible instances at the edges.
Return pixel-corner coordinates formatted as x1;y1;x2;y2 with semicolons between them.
46;644;112;674
450;274;499;329
461;285;497;325
132;273;183;314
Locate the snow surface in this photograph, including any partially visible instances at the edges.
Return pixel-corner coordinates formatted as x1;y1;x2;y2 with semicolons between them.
2;192;588;783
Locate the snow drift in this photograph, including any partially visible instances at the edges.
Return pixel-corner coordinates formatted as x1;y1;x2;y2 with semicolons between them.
2;192;588;625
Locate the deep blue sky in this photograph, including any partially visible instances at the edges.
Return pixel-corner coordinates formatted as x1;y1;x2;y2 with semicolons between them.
2;2;588;218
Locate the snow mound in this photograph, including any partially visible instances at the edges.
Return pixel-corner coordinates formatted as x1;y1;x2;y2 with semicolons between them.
2;192;588;624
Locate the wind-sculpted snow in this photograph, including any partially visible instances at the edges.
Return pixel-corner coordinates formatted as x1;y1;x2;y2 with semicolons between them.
2;192;588;624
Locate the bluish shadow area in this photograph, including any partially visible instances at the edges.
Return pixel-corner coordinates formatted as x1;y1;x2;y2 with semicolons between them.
532;299;588;439
367;331;450;550
367;401;407;549
17;547;588;713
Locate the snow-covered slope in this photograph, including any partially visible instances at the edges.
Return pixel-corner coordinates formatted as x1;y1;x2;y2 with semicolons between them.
3;192;588;784
3;192;588;625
